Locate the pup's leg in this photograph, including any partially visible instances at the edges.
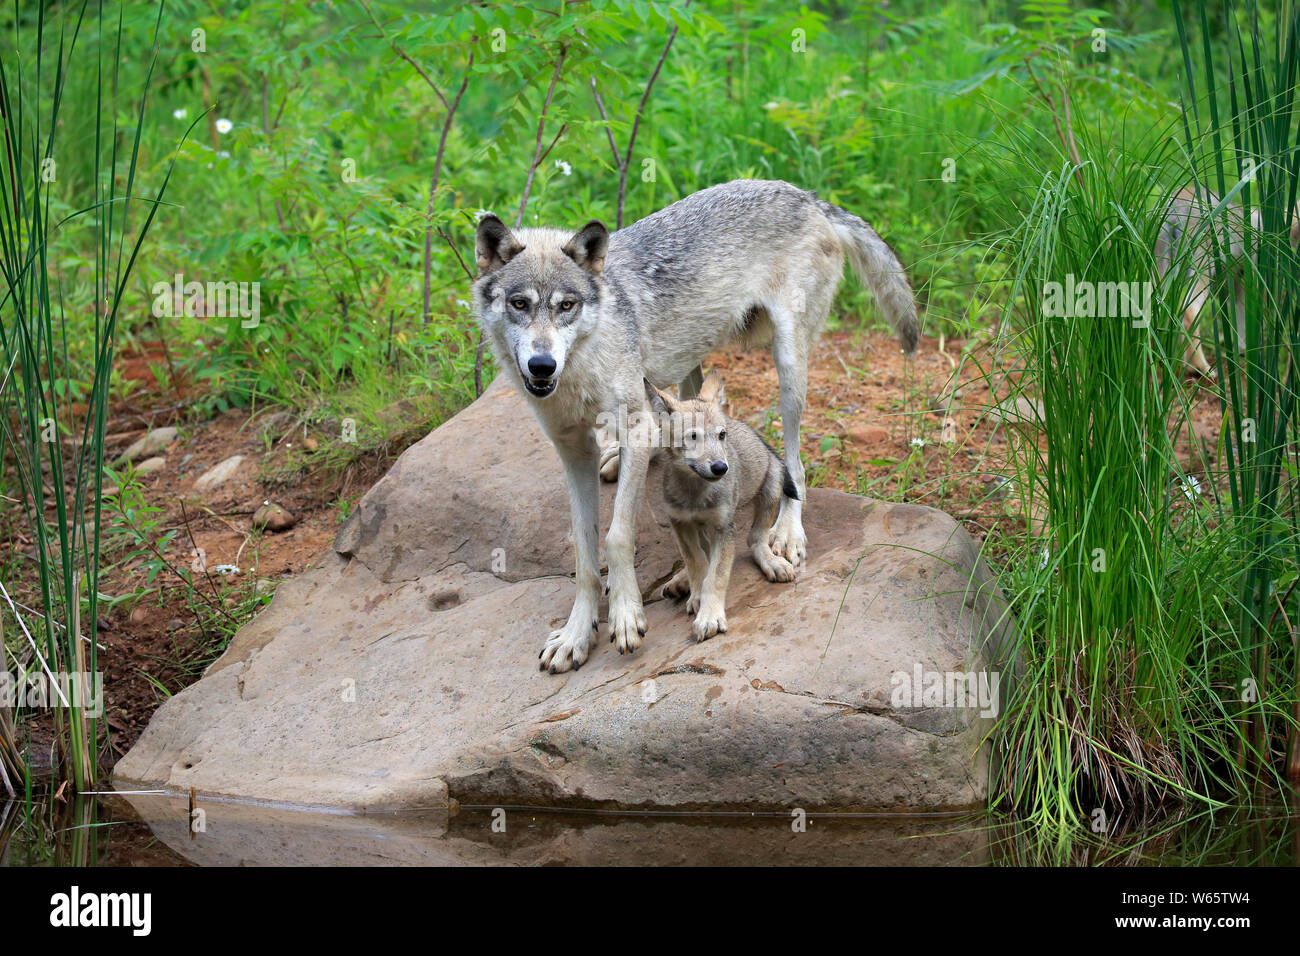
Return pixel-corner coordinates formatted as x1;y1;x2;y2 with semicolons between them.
693;523;734;642
539;432;602;674
1182;271;1214;376
607;439;650;654
768;316;809;565
664;519;707;604
749;480;795;583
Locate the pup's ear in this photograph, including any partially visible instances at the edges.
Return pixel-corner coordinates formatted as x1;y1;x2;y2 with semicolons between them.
697;370;725;406
562;220;609;274
476;214;525;276
644;378;674;415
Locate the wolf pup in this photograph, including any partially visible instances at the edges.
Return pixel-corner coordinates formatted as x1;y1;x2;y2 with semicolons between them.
472;179;918;674
646;373;798;642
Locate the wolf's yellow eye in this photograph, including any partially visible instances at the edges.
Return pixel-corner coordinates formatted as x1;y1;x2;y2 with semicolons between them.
558;300;576;312
509;297;529;310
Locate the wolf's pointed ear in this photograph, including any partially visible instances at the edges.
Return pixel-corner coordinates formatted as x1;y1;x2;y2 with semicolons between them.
644;378;673;415
697;370;725;406
562;220;609;274
476;214;525;276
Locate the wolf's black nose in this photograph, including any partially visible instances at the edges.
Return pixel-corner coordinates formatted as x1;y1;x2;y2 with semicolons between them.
528;354;557;378
711;461;728;476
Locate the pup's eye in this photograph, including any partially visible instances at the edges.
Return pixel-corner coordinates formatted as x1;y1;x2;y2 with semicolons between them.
718;430;727;441
509;297;529;311
557;300;576;312
686;430;698;442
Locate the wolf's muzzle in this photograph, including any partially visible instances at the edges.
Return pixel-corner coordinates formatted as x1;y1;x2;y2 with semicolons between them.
521;354;558;398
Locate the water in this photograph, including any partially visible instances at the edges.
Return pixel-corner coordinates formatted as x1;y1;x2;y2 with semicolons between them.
2;789;1296;866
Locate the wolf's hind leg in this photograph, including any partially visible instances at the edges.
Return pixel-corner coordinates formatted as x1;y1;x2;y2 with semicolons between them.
767;310;811;566
750;481;796;583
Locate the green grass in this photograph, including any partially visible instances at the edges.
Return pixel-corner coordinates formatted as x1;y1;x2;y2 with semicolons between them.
0;0;177;792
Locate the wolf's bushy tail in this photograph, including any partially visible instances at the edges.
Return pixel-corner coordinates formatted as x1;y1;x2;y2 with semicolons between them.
817;200;919;353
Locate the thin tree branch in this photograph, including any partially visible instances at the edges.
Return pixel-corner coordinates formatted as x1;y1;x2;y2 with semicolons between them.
423;51;474;324
516;45;569;228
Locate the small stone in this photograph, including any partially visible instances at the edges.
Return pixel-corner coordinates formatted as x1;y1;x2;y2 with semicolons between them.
116;426;177;464
194;455;244;492
129;605;149;625
135;456;166;476
303;437;319;452
253;501;297;533
848;424;889;446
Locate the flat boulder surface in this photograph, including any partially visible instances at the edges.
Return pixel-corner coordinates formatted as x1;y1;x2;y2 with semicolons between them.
115;377;1016;813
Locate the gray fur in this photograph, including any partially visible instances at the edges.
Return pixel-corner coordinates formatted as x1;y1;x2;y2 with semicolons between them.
1155;185;1299;375
647;374;797;642
472;179;919;672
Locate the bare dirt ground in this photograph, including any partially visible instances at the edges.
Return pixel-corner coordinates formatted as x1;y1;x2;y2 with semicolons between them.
5;328;1227;763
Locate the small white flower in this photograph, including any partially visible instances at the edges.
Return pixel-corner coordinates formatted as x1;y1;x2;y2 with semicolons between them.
910;437;926;448
1181;475;1203;500
554;159;572;176
217;150;230;159
763;101;780;110
215;117;233;134
1038;549;1049;569
173;108;188;120
456;299;471;310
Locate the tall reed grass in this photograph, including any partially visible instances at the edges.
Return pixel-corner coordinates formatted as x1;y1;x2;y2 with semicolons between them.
988;0;1300;827
0;1;177;791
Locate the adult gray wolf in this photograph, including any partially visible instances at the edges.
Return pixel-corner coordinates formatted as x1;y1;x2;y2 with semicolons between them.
646;372;799;643
472;179;918;673
1155;184;1300;375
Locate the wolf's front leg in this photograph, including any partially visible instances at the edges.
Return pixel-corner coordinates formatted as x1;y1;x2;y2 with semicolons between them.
606;440;650;654
540;434;602;674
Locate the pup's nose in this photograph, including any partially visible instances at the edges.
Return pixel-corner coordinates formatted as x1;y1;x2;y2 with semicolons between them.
527;354;557;378
710;461;728;476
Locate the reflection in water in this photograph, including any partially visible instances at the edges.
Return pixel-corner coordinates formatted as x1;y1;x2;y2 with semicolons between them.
0;788;1296;866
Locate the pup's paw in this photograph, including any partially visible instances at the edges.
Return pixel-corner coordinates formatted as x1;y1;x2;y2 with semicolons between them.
538;618;596;674
756;549;797;583
599;443;621;483
661;568;692;601
692;603;727;642
609;596;646;655
769;515;807;566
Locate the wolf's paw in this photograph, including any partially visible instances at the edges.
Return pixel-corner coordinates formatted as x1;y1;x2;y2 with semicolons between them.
686;591;701;616
599;443;621;483
692;603;727;642
538;618;595;675
609;596;646;655
755;548;797;583
661;568;692;601
768;517;807;566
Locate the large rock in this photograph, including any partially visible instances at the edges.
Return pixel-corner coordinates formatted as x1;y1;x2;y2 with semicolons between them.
115;377;1016;813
